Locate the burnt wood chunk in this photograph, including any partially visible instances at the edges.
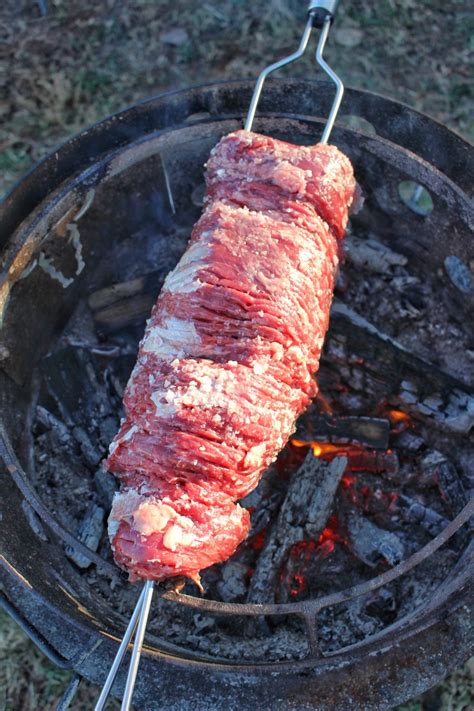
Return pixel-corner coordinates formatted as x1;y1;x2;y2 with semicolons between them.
295;412;390;449
247;453;347;604
344;235;407;274
88;270;165;334
420;451;468;516
394;494;450;537
347;514;405;567
66;502;105;569
94;466;118;509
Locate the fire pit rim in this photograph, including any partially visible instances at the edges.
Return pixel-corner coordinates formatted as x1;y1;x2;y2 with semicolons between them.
1;77;472;244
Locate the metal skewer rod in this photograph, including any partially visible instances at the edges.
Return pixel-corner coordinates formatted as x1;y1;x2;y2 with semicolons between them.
316;16;344;144
120;580;155;711
245;0;344;144
244;14;313;131
94;585;147;711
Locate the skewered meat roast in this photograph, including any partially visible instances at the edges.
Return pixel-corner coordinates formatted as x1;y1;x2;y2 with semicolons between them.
106;129;356;587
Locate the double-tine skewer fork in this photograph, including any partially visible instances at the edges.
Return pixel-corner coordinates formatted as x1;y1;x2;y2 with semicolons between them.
95;2;343;708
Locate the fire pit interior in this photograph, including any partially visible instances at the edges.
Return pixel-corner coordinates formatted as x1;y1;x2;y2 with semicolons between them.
1;80;472;709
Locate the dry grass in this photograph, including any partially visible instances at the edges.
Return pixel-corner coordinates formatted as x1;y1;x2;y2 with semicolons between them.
0;0;472;197
0;1;472;708
0;609;121;710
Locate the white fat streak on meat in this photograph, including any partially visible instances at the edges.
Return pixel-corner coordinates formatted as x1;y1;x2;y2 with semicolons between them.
150;390;176;417
141;316;201;357
147;359;301;465
212;153;308;197
162;237;212;295
108;489;248;555
108;490;196;551
108;424;139;456
149;366;252;419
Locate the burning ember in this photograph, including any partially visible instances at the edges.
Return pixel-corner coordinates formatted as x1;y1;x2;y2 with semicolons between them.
386;409;411;425
291;439;363;458
385;408;413;432
291;439;399;475
280;516;347;599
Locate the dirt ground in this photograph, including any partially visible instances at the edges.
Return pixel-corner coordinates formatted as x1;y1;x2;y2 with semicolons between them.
1;0;472;198
0;0;472;709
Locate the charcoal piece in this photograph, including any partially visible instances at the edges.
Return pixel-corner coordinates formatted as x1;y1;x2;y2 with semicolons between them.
72;426;102;467
35;405;71;447
344;235;407;274
247;453;347;604
295;412;390;449
392;430;426;453
395;494;450;537
66;503;105;569
94;467;118;508
240;463;288;537
88;275;155;311
99;415;120;447
40;347;97;426
347;514;405;567
92;294;156;334
412;389;474;435
345;449;399;476
88;270;165;335
420;451;468;515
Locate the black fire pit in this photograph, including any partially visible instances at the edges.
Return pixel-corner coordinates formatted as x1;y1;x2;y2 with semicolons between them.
1;79;473;710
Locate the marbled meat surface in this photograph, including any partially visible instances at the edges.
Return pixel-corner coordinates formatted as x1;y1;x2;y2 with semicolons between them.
105;130;356;586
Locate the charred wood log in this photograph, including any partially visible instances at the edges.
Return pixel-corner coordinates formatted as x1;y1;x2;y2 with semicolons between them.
391;429;426;453
341;480;452;539
88;271;164;334
343;449;399;475
344;235;407;274
94;466;118;509
65;502;105;569
420;451;468;517
394;494;451;537
346;513;405;567
246;453;346;604
36;405;71;445
295;411;390;449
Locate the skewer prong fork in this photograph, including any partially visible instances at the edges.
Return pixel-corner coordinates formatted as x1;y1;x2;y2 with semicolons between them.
245;0;343;144
95;580;155;711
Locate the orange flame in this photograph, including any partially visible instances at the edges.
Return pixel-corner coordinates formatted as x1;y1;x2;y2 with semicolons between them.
387;409;411;424
291;439;362;458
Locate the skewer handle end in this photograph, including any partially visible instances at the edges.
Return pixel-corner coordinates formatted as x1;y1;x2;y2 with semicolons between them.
308;0;339;27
